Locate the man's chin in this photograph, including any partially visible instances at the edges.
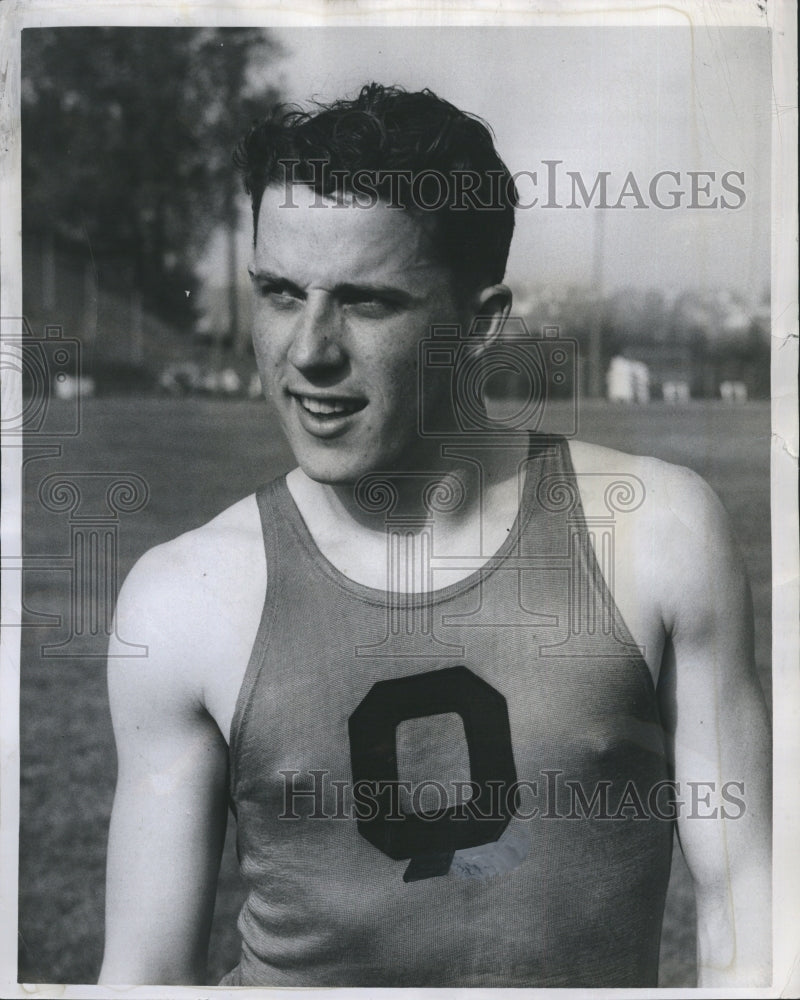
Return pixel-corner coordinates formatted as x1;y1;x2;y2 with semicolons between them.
294;451;409;495
292;439;437;488
302;468;360;487
294;454;363;488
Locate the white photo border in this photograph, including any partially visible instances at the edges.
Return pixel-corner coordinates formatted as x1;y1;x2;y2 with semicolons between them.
1;2;796;998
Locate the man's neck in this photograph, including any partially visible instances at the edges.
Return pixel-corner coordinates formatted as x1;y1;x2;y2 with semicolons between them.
297;439;530;537
282;439;531;595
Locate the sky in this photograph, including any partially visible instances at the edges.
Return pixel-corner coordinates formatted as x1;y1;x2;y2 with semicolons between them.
204;25;772;306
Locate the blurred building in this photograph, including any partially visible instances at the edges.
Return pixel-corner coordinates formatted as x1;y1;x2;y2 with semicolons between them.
606;356;650;403
514;281;770;400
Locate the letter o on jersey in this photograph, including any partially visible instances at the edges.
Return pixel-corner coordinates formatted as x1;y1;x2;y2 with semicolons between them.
348;665;519;876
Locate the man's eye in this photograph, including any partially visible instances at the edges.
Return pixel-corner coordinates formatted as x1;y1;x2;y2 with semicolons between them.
260;286;302;308
342;296;398;317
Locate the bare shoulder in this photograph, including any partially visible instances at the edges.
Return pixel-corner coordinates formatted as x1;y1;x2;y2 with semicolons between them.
567;437;730;530
567;438;745;630
109;494;266;711
117;494;264;624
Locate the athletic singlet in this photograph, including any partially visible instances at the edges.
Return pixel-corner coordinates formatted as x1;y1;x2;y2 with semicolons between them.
221;435;673;988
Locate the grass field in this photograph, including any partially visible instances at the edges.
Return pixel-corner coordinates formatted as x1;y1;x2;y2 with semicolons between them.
17;397;772;986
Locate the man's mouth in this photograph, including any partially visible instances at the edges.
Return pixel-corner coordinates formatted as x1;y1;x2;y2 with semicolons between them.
291;393;368;419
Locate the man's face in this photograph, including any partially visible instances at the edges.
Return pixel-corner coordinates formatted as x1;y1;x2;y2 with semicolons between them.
251;184;473;484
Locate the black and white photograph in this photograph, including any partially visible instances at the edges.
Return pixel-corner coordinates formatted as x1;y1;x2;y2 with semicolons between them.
0;1;797;996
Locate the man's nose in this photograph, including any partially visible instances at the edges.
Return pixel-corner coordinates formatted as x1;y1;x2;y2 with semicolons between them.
287;293;345;372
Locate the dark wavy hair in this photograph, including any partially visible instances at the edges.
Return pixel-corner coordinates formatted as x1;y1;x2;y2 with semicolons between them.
234;83;518;293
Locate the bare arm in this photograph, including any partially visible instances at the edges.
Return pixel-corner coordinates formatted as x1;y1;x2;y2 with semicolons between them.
99;549;229;985
658;467;771;987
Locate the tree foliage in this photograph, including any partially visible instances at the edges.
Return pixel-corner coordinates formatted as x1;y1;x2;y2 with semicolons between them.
22;27;282;329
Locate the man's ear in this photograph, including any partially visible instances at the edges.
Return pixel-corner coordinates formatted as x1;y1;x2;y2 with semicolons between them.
468;284;513;354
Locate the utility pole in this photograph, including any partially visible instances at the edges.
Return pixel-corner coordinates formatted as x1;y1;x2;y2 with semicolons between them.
587;210;605;398
226;187;240;356
225;50;240;357
42;230;56;314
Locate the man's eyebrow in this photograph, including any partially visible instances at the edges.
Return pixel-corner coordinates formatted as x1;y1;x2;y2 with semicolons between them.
248;268;303;291
334;282;416;304
248;270;418;304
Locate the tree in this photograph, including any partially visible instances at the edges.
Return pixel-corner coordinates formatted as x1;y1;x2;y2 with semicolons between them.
21;27;282;331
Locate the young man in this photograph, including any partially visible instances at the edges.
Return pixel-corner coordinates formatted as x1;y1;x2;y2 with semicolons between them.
99;84;770;988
